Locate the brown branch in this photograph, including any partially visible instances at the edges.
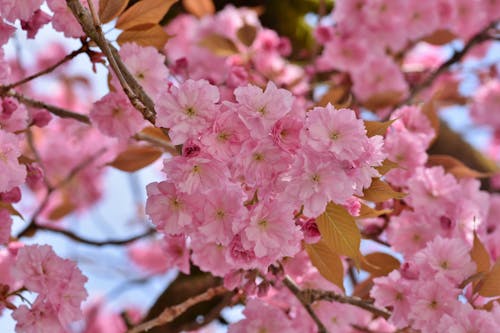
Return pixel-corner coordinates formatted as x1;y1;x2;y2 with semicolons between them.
402;20;499;105
127;286;228;333
35;224;156;247
5;90;91;124
283;275;329;333
1;43;87;90
65;0;156;124
301;288;391;320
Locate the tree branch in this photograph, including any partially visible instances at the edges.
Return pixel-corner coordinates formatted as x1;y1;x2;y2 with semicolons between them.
35;224;156;247
65;0;156;124
5;90;91;124
301;288;391;319
282;275;330;333
403;20;499;105
127;286;229;333
1;42;87;91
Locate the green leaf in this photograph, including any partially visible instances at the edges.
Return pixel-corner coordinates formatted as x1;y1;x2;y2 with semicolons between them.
316;202;362;266
357;203;391;219
305;240;344;291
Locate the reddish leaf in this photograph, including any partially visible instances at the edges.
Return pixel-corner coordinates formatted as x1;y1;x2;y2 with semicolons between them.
236;23;257;47
364;119;396;137
116;0;177;30
99;0;129;24
109;145;163;172
305;240;345;291
361;252;400;277
361;178;406;203
427;155;490;179
198;34;239;57
422;29;456;45
316;202;362;266
117;24;169;50
182;0;215;18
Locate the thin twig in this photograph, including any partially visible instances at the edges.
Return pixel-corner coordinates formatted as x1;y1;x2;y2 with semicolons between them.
127;286;228;333
6;90;91;124
283;275;330;333
1;43;87;90
35;224;156;247
302;288;391;319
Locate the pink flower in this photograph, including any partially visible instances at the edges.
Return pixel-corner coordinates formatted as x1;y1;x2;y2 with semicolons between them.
21;9;51;39
234;138;292;188
405;167;459;217
0;209;12;245
90;91;145;140
163;155;230;194
228;298;295;333
303;104;367;161
414;236;476;284
0;130;27;193
471;80;500;129
233;81;293;138
128;240;171;274
0;20;15;46
46;0;85;38
195;186;247;245
351;56;408;105
145;181;193;234
161;234;190;274
409;277;461;333
271;114;303;153
12;299;66;333
13;245;88;326
0;0;42;22
371;271;413;328
119;43;169;102
191;237;232;277
244;199;301;258
282;151;353;217
156;79;220;145
200;110;249;160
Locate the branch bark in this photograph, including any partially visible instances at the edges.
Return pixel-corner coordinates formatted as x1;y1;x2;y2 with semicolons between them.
283;275;330;333
65;0;156;124
127;286;229;333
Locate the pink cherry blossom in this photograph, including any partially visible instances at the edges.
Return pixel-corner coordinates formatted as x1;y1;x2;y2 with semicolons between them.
145;181;193;234
303;104;367;160
228;298;296;333
119;43;169;102
12;299;65;333
244;199;301;259
0;131;27;193
89;91;145;140
371;271;413;328
233;81;293;138
0;209;11;245
414;236;476;284
156;79;220;145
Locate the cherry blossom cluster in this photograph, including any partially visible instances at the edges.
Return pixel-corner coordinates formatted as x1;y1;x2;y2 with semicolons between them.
164;5;309;96
0;244;87;333
315;0;500;106
146;79;385;276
